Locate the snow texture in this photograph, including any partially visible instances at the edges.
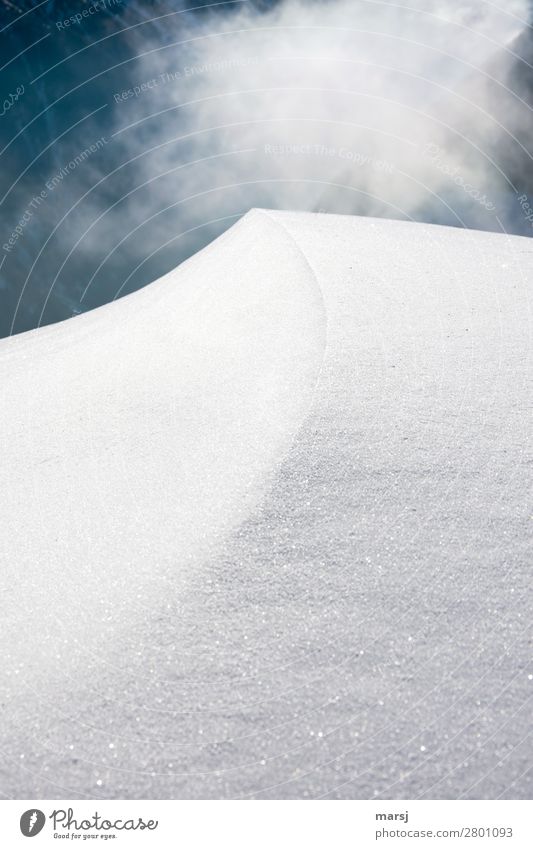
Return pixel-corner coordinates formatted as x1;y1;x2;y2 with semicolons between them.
0;210;531;799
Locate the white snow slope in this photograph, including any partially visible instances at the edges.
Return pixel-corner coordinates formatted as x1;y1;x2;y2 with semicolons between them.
0;210;531;799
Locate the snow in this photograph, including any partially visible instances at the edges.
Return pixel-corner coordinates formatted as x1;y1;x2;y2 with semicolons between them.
0;210;531;799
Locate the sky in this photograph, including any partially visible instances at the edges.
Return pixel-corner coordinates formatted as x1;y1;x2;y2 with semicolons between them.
0;0;532;335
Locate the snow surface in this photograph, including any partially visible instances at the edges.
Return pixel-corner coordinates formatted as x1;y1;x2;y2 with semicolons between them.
0;210;531;799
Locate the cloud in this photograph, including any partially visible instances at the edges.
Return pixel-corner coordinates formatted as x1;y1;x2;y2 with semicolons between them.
2;0;531;329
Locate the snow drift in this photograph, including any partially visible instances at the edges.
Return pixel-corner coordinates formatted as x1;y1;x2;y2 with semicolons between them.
0;210;531;799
